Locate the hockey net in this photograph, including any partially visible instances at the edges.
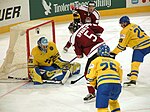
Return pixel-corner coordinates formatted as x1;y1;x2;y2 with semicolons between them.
0;20;55;80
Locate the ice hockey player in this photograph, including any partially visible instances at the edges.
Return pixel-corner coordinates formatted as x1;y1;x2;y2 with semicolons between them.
87;44;122;112
67;22;104;102
63;1;100;53
28;37;81;85
63;22;81;53
71;1;100;24
110;16;150;87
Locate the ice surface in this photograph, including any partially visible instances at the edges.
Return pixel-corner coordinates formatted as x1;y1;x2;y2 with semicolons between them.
0;12;150;112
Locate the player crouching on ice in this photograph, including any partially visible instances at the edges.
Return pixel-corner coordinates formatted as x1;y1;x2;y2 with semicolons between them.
28;37;81;85
86;44;122;112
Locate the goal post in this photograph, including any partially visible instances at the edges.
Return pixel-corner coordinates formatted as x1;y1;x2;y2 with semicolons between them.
0;20;56;79
26;20;55;59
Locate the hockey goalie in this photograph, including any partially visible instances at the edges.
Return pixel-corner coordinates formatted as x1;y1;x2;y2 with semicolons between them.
28;36;81;85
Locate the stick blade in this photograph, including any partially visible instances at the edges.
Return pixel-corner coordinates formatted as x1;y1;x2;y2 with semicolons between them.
70;81;76;84
8;76;29;80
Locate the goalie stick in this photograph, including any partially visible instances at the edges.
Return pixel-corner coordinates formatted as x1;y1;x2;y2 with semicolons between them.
8;76;29;80
61;56;77;84
7;77;62;84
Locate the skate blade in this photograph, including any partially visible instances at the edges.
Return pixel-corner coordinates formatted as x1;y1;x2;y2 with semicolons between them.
84;97;96;103
123;83;136;88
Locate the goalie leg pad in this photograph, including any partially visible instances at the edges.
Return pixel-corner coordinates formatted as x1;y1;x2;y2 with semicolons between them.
44;69;67;81
29;67;43;85
39;66;57;71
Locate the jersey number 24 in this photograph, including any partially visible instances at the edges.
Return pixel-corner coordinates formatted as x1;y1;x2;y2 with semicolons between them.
134;26;147;38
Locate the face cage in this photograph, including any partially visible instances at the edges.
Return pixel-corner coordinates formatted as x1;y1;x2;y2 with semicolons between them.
40;44;48;53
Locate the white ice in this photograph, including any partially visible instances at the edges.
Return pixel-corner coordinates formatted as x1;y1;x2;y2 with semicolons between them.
0;12;150;112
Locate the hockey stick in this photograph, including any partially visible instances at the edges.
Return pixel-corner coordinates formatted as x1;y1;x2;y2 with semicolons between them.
61;56;77;84
68;56;77;64
43;80;62;84
70;75;84;84
8;76;29;80
71;42;106;84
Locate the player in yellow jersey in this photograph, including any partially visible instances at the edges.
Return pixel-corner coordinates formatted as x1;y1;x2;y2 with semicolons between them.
110;16;150;87
28;37;81;85
86;44;122;112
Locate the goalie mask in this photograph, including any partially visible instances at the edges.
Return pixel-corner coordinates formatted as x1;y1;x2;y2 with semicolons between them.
37;37;48;53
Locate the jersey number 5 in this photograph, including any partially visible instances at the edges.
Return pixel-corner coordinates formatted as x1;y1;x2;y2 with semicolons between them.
84;30;97;42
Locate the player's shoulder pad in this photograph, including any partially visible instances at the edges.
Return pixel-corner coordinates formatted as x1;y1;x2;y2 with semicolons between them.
31;46;39;56
48;41;56;47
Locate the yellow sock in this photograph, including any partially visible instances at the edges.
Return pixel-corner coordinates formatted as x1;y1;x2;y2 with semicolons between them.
109;100;120;112
130;62;141;81
97;108;110;112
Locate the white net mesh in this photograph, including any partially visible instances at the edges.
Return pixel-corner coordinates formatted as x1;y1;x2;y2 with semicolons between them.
0;20;55;79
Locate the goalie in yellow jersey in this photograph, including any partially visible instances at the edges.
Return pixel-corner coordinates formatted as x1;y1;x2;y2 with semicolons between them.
110;16;150;87
28;37;81;85
86;44;122;112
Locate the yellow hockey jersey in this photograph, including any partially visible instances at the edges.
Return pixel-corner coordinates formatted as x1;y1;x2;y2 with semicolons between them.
86;57;123;87
31;42;60;66
112;23;150;54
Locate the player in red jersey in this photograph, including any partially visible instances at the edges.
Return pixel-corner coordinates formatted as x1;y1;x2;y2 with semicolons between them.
69;23;105;102
72;1;100;24
63;1;100;52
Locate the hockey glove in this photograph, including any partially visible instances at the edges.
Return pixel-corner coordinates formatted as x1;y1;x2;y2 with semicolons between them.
70;3;75;10
63;62;71;70
63;47;68;53
73;11;79;17
77;54;83;58
110;52;116;59
70;1;79;10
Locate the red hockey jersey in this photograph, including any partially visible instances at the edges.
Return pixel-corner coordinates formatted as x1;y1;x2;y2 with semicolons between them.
75;6;100;24
71;24;104;58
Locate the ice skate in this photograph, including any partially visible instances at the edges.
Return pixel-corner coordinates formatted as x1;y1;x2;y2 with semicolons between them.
83;93;96;103
123;80;136;87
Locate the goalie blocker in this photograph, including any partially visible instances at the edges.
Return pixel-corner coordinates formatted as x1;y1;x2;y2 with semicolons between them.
29;61;81;85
